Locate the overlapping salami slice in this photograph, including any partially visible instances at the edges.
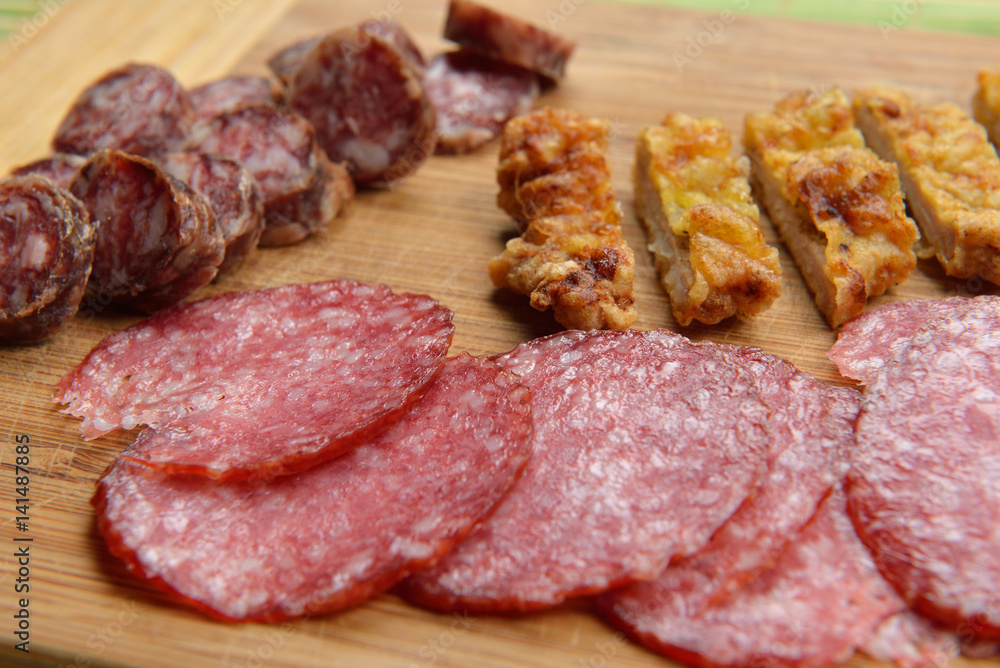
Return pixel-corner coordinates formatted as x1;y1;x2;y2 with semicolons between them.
189;75;280;121
600;489;904;668
847;296;1000;640
0;175;95;343
286;26;436;184
54;280;455;480
443;0;576;83
93;354;531;622
183;103;353;246
268;19;426;86
425;51;538;154
53;62;195;158
159;152;264;274
827;296;981;384
69;149;223;313
598;359;860;621
10;153;87;190
861;611;960;668
402;329;771;612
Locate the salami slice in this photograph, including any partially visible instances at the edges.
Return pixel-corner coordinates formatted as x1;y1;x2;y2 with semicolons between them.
861;611;960;668
93;354;531;621
0;175;95;344
401;329;771;613
847;296;1000;640
53;62;195;158
10;153;87;190
599;489;904;668
183;103;353;246
54;280;454;480
69;149;223;313
827;296;980;384
267;19;426;86
425;51;538;155
443;0;576;83
286;27;437;184
189;75;280;121
602;361;860;620
158;152;264;274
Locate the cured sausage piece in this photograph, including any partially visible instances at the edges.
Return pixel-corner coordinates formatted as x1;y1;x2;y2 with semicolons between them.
10;153;87;190
267;19;426;86
861;611;960;668
443;0;576;83
847;296;1000;640
599;489;904;668
158;152;264;274
425;51;538;155
54;280;455;480
827;296;980;385
601;360;860;620
188;75;280;122
92;354;531;622
286;27;436;184
69;149;223;313
183;103;353;246
401;329;771;613
53;62;196;158
0;175;96;344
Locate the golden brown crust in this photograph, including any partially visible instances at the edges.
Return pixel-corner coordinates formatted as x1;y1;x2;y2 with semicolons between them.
490;107;636;331
855;86;1000;284
634;113;782;326
973;68;1000;148
745;88;918;328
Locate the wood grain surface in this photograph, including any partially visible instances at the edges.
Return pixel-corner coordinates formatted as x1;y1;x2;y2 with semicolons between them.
2;0;999;666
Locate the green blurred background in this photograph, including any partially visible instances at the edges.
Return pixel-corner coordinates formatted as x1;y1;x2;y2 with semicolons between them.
1;0;998;38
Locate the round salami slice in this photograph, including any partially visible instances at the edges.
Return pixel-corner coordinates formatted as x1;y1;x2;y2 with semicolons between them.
599;489;904;668
861;611;960;668
267;19;426;86
53;62;195;158
189;75;280;122
158;152;264;274
443;0;576;83
54;280;455;480
93;354;531;622
425;51;538;155
10;153;87;190
827;297;980;384
69;149;223;313
847;296;1000;640
401;329;771;613
183;103;353;246
286;27;437;184
0;175;95;344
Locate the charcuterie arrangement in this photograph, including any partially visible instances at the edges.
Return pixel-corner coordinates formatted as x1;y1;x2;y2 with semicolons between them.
3;1;1000;667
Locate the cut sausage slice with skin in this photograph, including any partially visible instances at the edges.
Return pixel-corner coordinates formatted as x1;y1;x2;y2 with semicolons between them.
69;149;224;314
93;353;532;622
53;62;196;158
401;329;772;613
54;280;455;481
10;153;87;190
183;103;353;246
189;75;281;121
0;175;96;344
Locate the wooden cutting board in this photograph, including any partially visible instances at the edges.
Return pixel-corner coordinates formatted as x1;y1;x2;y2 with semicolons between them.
2;0;1000;666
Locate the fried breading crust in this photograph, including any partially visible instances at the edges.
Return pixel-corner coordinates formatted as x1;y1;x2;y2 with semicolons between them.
635;113;781;326
856;86;1000;285
973;68;1000;148
490;107;636;331
745;89;918;328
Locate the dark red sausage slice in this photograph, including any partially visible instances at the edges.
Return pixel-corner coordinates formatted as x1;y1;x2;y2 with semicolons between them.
183;103;353;246
93;353;531;622
0;175;95;343
53;62;195;158
69;149;223;313
54;280;455;481
10;153;87;190
158;151;264;274
189;75;280;122
402;329;771;613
